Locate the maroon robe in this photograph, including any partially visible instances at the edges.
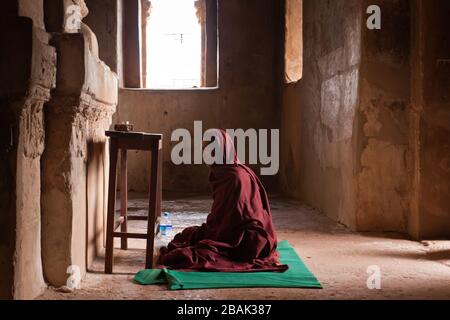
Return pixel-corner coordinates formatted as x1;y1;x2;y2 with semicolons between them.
158;130;287;272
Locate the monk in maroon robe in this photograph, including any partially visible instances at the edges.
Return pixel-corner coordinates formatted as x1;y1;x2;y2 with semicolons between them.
159;129;287;272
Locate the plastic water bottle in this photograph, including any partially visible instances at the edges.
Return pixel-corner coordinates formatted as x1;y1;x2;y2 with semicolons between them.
160;212;173;238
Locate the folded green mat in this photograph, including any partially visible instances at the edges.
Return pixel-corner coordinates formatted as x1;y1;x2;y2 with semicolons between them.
133;240;322;290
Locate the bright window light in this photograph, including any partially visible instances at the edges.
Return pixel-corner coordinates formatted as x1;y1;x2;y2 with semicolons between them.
146;0;202;89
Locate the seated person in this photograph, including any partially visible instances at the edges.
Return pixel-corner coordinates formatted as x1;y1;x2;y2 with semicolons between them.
159;129;287;272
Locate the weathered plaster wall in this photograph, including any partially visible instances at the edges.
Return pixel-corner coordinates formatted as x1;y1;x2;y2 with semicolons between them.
279;0;416;234
84;0;119;73
356;0;411;232
279;0;362;228
280;0;448;238
115;0;280;193
409;0;450;239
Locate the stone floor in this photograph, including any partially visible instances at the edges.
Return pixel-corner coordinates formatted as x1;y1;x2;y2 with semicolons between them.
38;194;450;300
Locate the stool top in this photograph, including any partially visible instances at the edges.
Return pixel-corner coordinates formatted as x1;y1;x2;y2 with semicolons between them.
105;130;162;141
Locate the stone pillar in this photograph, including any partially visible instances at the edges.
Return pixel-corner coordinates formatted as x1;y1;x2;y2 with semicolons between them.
0;0;56;299
42;0;118;286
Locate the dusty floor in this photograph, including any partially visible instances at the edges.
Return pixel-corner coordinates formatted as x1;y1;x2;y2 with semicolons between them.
38;194;450;300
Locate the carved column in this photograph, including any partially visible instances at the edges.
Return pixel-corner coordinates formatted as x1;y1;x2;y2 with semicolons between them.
42;0;118;286
0;1;56;299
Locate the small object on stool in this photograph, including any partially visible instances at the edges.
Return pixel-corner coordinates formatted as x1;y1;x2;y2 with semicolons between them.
105;130;163;274
114;121;134;132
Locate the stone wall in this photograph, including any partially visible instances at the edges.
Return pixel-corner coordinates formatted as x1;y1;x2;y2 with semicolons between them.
279;0;362;228
355;0;411;232
115;0;281;193
279;0;411;233
279;0;410;232
409;0;450;239
84;0;120;73
279;0;449;238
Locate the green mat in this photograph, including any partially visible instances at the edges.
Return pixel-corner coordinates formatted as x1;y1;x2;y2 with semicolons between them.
134;241;322;290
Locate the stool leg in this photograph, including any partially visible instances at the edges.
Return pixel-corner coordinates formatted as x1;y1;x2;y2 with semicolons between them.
120;149;128;250
157;143;162;219
105;139;118;274
145;140;161;269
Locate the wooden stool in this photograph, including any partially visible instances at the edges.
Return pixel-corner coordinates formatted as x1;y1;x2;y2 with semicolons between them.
104;131;162;274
